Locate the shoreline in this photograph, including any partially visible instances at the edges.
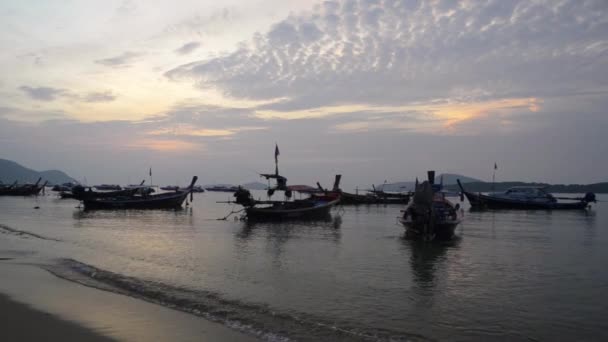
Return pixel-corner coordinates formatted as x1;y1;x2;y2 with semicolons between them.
0;261;258;342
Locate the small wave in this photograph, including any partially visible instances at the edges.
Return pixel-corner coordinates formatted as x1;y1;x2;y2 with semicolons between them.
0;224;61;242
44;258;430;342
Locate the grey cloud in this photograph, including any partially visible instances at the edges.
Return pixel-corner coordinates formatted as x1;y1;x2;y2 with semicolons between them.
18;86;117;103
19;86;67;101
95;51;141;67
0;106;67;121
175;42;201;55
83;91;116;103
166;0;608;110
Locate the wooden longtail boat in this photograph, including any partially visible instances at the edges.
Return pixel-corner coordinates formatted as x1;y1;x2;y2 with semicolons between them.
0;178;47;196
227;146;340;221
457;180;596;210
82;177;197;210
400;171;463;241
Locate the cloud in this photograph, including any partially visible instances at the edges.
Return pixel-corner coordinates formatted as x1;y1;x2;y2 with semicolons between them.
166;0;608;116
174;41;202;55
18;86;67;101
95;51;141;67
0;106;67;122
83;91;117;103
18;86;117;103
163;8;237;37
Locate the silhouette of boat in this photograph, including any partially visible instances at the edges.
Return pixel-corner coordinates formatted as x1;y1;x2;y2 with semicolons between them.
457;180;596;210
93;184;122;191
66;180;146;201
82;177;197;210
226;146;340;220
0;178;47;196
400;171;463;241
206;185;239;192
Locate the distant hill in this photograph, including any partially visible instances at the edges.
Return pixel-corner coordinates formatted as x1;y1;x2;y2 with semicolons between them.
377;173;481;192
0;158;76;185
446;181;608;194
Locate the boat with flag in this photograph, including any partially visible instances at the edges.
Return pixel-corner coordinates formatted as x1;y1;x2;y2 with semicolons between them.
226;145;340;220
400;171;463;241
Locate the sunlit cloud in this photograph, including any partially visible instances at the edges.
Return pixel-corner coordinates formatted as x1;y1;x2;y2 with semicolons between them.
127;138;202;152
147;123;268;137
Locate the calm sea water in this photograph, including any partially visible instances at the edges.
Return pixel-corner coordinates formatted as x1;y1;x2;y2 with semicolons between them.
1;191;607;341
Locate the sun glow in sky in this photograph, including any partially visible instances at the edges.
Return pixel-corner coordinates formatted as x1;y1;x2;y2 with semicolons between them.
1;0;607;186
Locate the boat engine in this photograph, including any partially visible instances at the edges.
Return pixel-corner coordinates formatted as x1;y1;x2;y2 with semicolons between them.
584;192;597;203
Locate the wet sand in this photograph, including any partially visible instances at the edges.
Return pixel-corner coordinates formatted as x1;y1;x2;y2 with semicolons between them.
0;262;258;342
0;293;116;341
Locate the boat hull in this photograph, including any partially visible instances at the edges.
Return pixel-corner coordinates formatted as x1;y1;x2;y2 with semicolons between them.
0;186;45;196
245;199;338;221
463;191;590;210
82;192;189;210
340;192;409;205
400;218;460;241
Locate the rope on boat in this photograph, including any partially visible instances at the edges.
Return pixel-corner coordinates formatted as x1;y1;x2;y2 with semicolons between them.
217;206;245;220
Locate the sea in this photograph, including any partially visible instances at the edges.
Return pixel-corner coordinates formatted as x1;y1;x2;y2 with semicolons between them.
1;191;607;341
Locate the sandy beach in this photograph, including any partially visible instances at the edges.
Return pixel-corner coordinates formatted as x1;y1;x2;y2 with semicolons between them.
0;261;258;342
1;293;116;341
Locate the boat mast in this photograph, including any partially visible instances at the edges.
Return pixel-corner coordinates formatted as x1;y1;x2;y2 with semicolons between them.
492;162;497;191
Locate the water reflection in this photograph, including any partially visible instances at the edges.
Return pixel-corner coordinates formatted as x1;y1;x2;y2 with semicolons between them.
402;238;460;293
71;207;195;229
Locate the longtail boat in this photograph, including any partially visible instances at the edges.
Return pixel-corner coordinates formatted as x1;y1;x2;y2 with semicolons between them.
457;180;596;210
226;146;340;220
82;177;197;210
400;171;463;241
0;178;47;196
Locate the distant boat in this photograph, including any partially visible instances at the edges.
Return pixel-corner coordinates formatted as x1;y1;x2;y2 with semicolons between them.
94;184;122;191
338;183;410;205
160;185;180;191
0;178;47;196
400;171;463;241
65;180;146;201
205;185;239;192
457;180;596;210
161;185;204;193
82;177;197;210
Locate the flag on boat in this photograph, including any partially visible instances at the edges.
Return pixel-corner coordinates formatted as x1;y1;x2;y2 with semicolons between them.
149;167;152;176
494;162;498;170
275;144;280;162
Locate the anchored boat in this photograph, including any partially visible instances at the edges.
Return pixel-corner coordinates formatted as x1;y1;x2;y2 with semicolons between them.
0;178;47;196
82;177;197;210
226;146;340;221
400;171;463;241
457;180;596;210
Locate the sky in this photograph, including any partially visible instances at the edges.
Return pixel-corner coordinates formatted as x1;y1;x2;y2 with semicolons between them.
1;0;607;188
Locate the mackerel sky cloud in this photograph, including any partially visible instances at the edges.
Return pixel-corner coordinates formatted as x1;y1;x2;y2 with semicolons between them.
0;0;606;186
